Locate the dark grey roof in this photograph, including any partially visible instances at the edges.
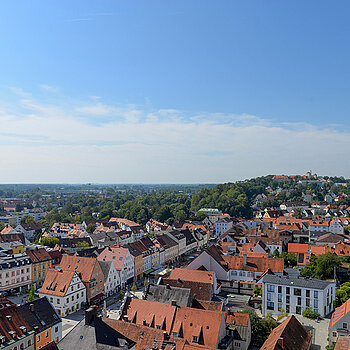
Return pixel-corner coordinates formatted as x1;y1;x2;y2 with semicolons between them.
0;253;31;270
144;284;193;307
58;316;135;350
98;260;112;280
262;275;335;290
18;297;60;333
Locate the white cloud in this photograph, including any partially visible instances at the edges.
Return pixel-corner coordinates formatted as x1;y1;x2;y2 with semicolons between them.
0;89;349;183
39;84;60;93
76;103;114;116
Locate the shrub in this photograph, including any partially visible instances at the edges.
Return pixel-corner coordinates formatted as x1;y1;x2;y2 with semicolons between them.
303;307;320;319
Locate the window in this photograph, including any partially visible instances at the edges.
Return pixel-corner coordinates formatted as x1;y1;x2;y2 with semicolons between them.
314;291;318;299
297;297;301;306
286;287;290;295
286;305;290;313
314;308;319;314
278;286;282;293
294;288;301;296
55;326;58;332
306;298;310;307
192;336;198;343
306;290;310;297
267;302;274;310
296;306;302;314
286;296;290;304
45;331;49;338
278;303;282;311
278;294;282;302
333;332;337;337
267;293;272;301
28;340;32;346
57;299;60;304
343;323;348;329
314;300;318;308
267;285;275;292
37;335;41;342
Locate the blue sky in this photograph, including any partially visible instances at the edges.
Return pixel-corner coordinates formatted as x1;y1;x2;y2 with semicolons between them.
0;1;349;183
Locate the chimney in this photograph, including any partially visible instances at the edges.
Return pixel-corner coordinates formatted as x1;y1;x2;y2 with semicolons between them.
85;306;98;325
166;284;170;289
243;254;247;265
163;331;169;340
143;319;147;326
171;300;176;307
30;304;34;312
123;315;129;322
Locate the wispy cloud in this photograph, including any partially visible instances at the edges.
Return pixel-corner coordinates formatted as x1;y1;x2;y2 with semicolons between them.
0;87;349;183
39;84;60;93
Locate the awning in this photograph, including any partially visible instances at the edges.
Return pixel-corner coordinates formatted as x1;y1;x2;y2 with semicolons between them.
90;293;104;302
143;269;154;275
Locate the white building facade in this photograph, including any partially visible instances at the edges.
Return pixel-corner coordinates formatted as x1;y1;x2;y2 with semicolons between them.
261;275;336;318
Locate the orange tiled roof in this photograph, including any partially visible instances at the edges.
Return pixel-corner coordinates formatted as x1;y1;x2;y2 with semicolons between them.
97;245;129;271
225;311;249;327
41;269;76;297
120;297;225;349
221;255;284;273
330;298;350;328
170;268;214;285
260;315;311;350
59;255;97;281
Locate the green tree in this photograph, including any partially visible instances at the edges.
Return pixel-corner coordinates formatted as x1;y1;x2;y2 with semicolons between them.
131;283;137;293
241;310;277;345
253;286;262;297
301;253;341;280
292;208;303;219
28;286;36;302
144;278;149;288
20;215;35;225
0;222;5;232
279;252;297;268
335;282;350;307
302;307;320;319
40;237;59;248
76;241;90;251
119;290;125;301
86;223;96;234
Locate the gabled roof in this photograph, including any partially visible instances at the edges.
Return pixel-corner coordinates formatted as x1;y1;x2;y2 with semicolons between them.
59;255;97;281
41;269;76;297
162;278;212;301
18;297;60;332
97;260;112;280
120;297;225;348
97;245;129;271
260;315;311;350
0;296;33;344
20;221;43;231
225;311;249;327
145;284;193;307
330;298;350;328
170;268;214;285
26;247;52;263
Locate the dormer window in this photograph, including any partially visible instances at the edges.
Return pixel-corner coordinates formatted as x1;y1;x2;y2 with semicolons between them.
192;336;198;343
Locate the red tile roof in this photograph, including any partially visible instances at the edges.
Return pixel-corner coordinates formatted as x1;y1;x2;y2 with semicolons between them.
260;315;311;350
59;255;97;282
41;269;76;297
121;297;225;348
0;296;32;343
225;311;249;327
97;245;129;271
330;298;350;329
170;268;214;285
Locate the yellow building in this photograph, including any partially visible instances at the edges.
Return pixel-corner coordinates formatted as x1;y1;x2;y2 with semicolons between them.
26;248;53;288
